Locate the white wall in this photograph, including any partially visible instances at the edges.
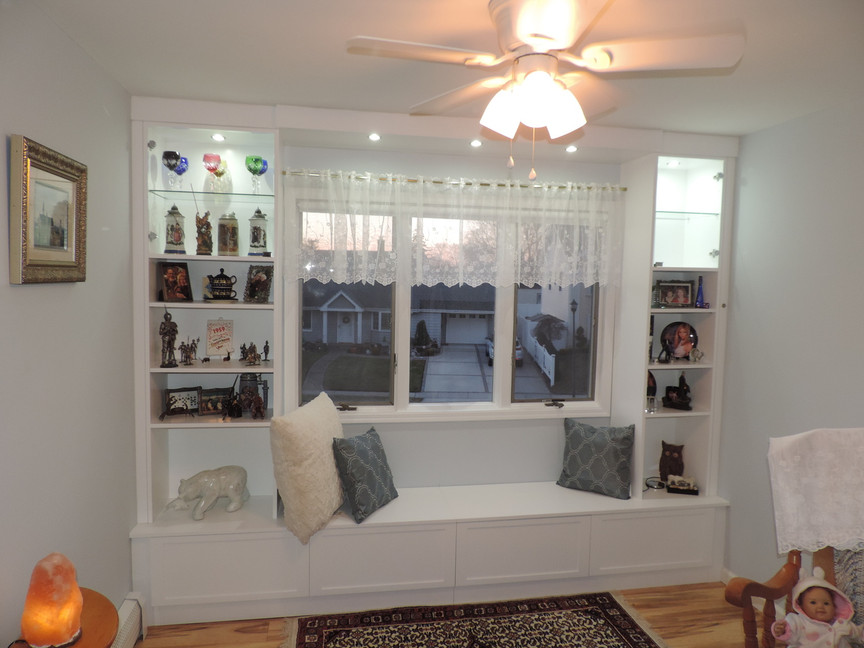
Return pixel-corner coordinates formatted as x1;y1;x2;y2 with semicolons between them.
0;1;134;642
720;94;864;581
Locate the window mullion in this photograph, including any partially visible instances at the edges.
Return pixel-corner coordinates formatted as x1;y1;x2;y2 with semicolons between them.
392;210;413;411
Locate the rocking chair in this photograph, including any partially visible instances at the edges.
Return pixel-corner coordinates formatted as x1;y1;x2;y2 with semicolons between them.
724;428;864;648
725;547;836;648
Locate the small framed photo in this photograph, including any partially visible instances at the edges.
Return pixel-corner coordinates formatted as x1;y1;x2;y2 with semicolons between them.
158;262;194;302
243;265;273;303
9;135;88;283
653;280;694;307
163;386;201;417
199;387;233;415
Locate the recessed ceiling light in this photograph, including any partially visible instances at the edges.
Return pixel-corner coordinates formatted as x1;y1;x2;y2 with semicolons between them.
565;145;578;153
368;133;381;142
470;139;482;148
211;133;225;142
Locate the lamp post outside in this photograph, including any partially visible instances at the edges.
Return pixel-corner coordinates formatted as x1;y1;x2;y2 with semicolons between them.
569;299;578;397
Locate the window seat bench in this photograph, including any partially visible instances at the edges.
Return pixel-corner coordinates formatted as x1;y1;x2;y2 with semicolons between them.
131;480;728;627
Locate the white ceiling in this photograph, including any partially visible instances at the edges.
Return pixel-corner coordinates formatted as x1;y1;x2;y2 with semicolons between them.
33;0;864;163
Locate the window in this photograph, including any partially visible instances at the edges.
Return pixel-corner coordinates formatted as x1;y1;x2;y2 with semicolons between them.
286;171;623;415
514;283;597;402
373;312;391;331
410;283;494;404
301;279;395;405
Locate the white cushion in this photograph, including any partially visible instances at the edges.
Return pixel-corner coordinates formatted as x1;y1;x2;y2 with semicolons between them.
270;392;344;544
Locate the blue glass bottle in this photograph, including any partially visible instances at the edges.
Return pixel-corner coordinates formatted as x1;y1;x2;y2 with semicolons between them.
695;275;705;308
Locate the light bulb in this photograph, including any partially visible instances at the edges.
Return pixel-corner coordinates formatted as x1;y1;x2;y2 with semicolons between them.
516;71;559;128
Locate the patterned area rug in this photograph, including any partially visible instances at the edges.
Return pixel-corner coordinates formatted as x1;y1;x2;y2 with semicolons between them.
287;592;667;648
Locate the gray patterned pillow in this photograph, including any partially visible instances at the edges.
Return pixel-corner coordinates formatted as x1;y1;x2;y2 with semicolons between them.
332;427;398;522
557;419;634;500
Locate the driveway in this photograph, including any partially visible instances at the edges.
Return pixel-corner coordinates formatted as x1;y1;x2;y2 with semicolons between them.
302;343;555;403
419;343;553;402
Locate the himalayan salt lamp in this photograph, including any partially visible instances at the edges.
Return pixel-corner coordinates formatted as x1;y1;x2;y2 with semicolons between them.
21;553;83;648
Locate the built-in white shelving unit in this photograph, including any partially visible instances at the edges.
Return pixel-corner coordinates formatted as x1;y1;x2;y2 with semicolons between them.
128;100;734;628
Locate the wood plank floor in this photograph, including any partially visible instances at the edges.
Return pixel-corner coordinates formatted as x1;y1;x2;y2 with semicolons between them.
135;582;747;648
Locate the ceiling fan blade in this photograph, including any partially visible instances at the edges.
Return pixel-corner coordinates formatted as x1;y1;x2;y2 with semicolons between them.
409;76;510;115
579;33;745;72
348;36;501;67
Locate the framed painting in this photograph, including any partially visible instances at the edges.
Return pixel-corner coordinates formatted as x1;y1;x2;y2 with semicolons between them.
243;265;273;303
161;386;201;418
199;387;233;415
9;135;88;283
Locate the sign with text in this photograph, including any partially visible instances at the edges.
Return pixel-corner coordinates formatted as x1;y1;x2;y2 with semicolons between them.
206;318;234;357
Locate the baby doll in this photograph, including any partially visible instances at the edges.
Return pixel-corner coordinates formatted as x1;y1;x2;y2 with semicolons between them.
772;567;864;647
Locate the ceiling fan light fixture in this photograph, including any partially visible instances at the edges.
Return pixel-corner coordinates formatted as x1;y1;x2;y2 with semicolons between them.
481;71;586;139
516;70;559;128
480;87;521;138
545;86;586;139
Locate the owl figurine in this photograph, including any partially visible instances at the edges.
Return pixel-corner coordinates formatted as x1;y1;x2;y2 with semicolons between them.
659;441;684;482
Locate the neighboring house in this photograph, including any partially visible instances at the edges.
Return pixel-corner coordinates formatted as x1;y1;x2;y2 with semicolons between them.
302;280;496;347
302;280;592;352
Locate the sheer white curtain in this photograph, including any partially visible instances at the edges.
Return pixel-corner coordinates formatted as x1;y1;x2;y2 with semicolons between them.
282;169;624;288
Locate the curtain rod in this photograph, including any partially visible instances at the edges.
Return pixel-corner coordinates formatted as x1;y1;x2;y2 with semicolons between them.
283;169;626;192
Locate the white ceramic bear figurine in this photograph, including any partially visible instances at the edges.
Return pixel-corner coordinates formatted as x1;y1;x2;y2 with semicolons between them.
167;465;250;520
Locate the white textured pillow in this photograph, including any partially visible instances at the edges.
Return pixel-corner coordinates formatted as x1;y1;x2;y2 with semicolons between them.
270;392;344;544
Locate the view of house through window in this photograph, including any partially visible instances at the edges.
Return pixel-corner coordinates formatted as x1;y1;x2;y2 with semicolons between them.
297;208;600;407
514;283;597;401
301;279;396;405
300;278;598;405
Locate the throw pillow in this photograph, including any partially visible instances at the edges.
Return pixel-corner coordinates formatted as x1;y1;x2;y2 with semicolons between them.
332;427;398;523
557;419;634;500
269;392;344;544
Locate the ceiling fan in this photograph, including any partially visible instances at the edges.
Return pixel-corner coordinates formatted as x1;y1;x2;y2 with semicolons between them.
347;0;745;139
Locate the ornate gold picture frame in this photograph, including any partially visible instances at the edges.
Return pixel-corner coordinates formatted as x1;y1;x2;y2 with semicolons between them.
9;135;87;283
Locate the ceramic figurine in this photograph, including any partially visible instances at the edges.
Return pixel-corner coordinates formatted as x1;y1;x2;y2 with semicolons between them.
662;372;692;410
196;211;213;255
166;465;249;521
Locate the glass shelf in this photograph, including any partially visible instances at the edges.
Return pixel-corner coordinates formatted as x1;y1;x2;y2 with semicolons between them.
149;189;274;204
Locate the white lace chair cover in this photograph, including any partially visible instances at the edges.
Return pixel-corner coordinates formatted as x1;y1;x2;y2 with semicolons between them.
768;428;864;553
769;428;864;625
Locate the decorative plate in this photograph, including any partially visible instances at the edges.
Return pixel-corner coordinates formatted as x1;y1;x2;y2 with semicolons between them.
660;321;698;359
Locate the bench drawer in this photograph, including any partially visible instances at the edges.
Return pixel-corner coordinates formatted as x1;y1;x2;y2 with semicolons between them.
455;516;590;586
147;532;307;606
589;508;716;576
310;522;457;595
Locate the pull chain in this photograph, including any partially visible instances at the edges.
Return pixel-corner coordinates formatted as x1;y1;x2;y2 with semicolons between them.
528;128;537;180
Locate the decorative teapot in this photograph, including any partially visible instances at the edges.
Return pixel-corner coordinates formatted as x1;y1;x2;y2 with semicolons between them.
207;268;237;300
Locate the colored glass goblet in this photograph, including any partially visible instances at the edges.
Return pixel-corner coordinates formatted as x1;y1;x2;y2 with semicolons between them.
172;157;189;189
203;153;221;191
246;155;264;193
162;151;181;188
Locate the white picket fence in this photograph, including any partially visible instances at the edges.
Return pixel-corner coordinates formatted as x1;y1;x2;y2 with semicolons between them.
518;319;557;386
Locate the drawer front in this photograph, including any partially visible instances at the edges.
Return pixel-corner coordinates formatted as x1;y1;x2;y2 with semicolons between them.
455;516;590;587
590;508;715;576
310;523;457;595
149;532;308;605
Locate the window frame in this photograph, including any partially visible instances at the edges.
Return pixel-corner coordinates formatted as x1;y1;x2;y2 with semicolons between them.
286;203;617;422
